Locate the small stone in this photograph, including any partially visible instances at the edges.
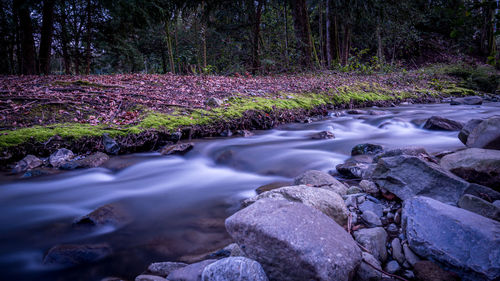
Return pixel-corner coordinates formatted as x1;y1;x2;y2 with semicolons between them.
423;116;463;131
167;260;216;281
402;270;415;279
205;97;222;107
347;186;362;194
394;210;401;225
255;182;291;194
354;227;388;262
362;211;382;227
386;212;395;221
147;262;187;277
160;143;194;155
386;223;398;235
222;243;245;257
220;129;232;137
391;238;405;265
358;200;383;217
403;244;420;266
357;195;366;204
356;252;382;281
385;260;400;274
135;275;167;281
73;203;131;227
344;195;357;208
359;180;379;194
235;130;253;137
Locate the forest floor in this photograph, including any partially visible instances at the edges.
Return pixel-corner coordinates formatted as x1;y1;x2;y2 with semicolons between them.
0;63;497;162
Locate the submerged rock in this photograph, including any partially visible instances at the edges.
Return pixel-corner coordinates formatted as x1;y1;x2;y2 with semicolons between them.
201;257;268;281
160;142;194;155
310;131;335;140
403;196;500;280
225;199;361;281
466;116;500;149
351;143;384;156
13;155;43;173
74;203;131;227
423;116;463;131
43;243;112;267
49;148;74;168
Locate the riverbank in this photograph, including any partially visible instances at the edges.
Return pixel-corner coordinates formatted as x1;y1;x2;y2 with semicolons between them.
1;63;498;166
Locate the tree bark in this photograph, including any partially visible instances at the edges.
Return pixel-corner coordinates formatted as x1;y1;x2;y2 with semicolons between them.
39;0;55;74
84;0;92;74
376;23;384;63
251;0;264;73
290;0;312;68
59;1;71;74
13;0;36;75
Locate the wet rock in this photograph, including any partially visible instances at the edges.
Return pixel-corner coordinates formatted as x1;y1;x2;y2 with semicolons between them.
310;131;335;140
205;97;222;107
293;170;347;195
466;116;500;149
403;196;500;280
103;134;120;155
413;261;460;281
160;142;194;155
49;148;74;168
255;181;291;194
225;199;362;281
243;185;349;226
391;238;405;265
147;262;187;277
373;147;430;162
201;257;268;281
372;155;469;204
167;259;216;281
450;96;483;105
60;152;109;170
440;148;500;190
458;119;482;145
235;130;254;137
351;143;384;156
346;109;367;114
358;200;384;217
361;211;382;227
336;155;376;179
402;244;420;266
354;227;388;262
359;180;379;195
13;155;43;173
220;129;233;137
423;116;463;131
135;275;167;281
458;194;500;221
356;252;383;281
43;243;112;267
74;203;131;227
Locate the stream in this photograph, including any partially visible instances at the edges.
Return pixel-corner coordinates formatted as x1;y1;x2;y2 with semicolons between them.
1;102;499;281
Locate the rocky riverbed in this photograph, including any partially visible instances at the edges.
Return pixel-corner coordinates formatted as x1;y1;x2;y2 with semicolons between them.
1;100;500;281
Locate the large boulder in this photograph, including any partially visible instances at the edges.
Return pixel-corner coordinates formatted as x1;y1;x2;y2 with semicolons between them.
243;185;348;226
464;183;500;202
43;243;112;267
423;116;463;131
440;148;500;190
353;227;388;262
225;199;361;281
466;116;500;149
372;155;469;204
403;196;500;281
201;257;268;281
458;194;500;221
458;119;482;145
293;170;347;195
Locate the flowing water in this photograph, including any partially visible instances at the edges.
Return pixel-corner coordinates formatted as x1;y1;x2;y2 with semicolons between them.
0;102;499;281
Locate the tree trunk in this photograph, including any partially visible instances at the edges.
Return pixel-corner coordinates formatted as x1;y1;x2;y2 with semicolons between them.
59;2;71;74
318;0;324;66
251;0;264;73
39;0;55;74
84;0;92;74
166;21;175;74
290;0;312;68
13;0;36;75
341;23;351;66
376;23;384;63
284;0;289;68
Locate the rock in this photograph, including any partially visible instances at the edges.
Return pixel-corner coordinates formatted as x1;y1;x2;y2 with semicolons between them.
135;275;167;281
391;238;405;265
464;183;500;202
351;143;384;156
336;155;376;179
225;199;361;281
49;148;74;168
255;181;291;194
440;148;500;190
101;277;126;281
103;134;120;155
466;116;500;149
167;260;216;281
346;109;367;114
293;170;347;195
235;130;253;137
221;243;245;257
21;167;55;178
13;155;43;173
402;196;500;280
414;261;460;281
385;260;401;274
358;201;384;217
220;129;232;137
43;243;112;267
205;97;222;107
201;257;268;281
402;270;415;280
310;131;335;140
372;155;469;204
60;152;109;170
374;147;431;162
353;227;388;262
450;96;483;105
402;244;420;266
356;252;383;281
147;262;187;277
423;116;463;131
359;180;379;195
346;186;362;194
494;200;500;208
243;185;349;226
361;211;382;227
458;119;483;145
74;203;131;227
458;194;500;221
160;143;194;155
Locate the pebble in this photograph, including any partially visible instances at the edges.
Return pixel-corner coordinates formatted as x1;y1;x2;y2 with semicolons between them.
386;223;399;235
385;260;401;274
361;211;382;227
391;238;405;264
403;244;420;266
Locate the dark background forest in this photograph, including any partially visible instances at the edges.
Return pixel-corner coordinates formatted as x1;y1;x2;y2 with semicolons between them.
1;0;499;76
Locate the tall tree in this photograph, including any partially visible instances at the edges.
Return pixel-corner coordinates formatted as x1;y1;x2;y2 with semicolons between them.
39;0;56;74
290;0;313;67
251;0;264;73
13;0;36;74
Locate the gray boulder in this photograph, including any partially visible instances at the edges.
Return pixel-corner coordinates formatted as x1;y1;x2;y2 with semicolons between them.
243;185;348;226
201;257;268;281
353;227;388;262
43;243;112;267
458;119;483;145
225;199;361;281
147;262;187;277
49;148;74;168
336;155;376;179
167;260;216;281
458;194;500;221
464;183;500;202
372;155;469;204
403;196;500;280
466;116;500;149
358;200;383;217
440;148;500;190
423;116;463;131
359;180;379;195
294;170;347;195
13;155;43;173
